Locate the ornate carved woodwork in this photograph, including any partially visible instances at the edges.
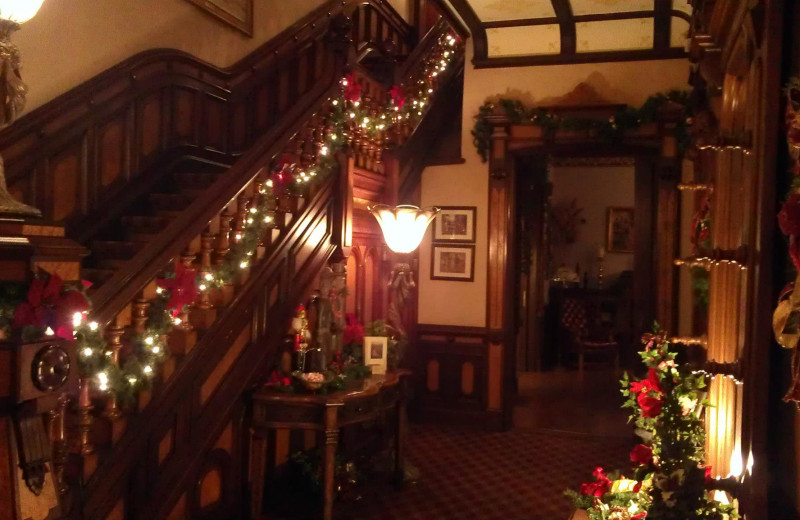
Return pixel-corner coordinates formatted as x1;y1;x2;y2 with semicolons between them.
686;2;782;517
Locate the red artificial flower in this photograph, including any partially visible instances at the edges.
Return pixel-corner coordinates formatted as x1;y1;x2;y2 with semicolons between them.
632;513;647;519
580;467;611;497
704;465;714;485
630;368;663;395
343;313;364;346
265;370;292;388
630;444;654;466
779;193;800;236
637;393;663;417
389;85;405;109
343;73;362;103
12;272;90;339
633;481;643;493
157;260;198;316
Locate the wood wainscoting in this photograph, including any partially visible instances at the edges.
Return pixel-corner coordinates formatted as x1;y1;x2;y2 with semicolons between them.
413;324;504;431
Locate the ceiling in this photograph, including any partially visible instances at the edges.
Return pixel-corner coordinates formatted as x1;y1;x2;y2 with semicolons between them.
445;0;691;67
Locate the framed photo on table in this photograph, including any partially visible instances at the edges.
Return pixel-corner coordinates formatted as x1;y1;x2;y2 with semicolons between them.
606;207;634;253
433;206;476;243
364;336;388;375
185;0;254;36
431;244;475;282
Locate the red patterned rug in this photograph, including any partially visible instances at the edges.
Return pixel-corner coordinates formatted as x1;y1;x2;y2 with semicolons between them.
339;424;633;520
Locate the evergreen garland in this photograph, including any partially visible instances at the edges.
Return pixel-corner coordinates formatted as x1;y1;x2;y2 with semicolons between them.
472;90;691;162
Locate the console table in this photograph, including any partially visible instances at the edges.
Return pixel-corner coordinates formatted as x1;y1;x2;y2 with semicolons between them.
248;370;411;520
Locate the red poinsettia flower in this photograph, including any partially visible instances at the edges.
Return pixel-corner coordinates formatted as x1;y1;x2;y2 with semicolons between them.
13;272;90;339
630;368;664;395
343;74;362;103
632;513;647;519
580;467;611;497
633;481;643;493
779;193;800;236
637;392;663;418
389;85;405;109
265;370;292;387
630;444;654;466
343;313;364;346
157;261;198;316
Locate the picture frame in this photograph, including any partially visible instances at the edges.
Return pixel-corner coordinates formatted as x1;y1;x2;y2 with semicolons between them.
430;244;475;282
606;207;634;253
185;0;254;36
363;336;388;375
433;206;476;243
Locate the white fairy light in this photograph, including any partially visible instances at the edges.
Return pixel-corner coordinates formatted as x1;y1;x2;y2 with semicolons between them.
362;117;370;124
128;376;138;384
266;179;274;188
72;312;83;327
341;78;348;86
332;99;339;106
205;273;213;281
247;218;254;224
354;101;360;107
199;283;207;291
83;347;93;357
240;261;249;269
143;365;153;375
44;326;55;336
320;146;329;155
89;321;99;331
330;134;338;140
144;336;154;345
173;317;182;326
156;287;164;294
349;112;356;119
97;372;109;391
249;207;257;214
264;215;273;223
152;346;160;354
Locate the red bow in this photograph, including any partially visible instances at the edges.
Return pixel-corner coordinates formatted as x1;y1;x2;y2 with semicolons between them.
158;261;198;316
389;85;405;110
343;74;362;103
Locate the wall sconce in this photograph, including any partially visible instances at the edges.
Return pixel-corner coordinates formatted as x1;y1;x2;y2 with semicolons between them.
0;0;45;218
370;204;439;338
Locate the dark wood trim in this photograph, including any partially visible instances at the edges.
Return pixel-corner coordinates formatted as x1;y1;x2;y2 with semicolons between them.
551;0;576;55
429;0;470;39
653;0;672;50
473;47;687;68
481;9;691;29
416;323;488;337
447;0;488;60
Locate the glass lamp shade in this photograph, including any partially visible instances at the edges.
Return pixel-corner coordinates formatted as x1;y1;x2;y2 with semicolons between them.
0;0;44;24
369;204;439;254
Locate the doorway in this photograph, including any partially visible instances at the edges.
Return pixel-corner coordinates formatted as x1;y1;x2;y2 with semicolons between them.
512;152;661;436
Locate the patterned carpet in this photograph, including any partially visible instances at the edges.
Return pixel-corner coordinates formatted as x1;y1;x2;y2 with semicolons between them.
339;424;633;520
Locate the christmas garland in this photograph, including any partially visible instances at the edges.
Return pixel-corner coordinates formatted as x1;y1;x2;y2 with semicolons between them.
2;31;462;404
566;330;738;520
471;90;691;163
773;74;800;405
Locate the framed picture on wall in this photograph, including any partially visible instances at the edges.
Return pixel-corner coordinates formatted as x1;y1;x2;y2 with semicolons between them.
185;0;254;36
607;207;634;253
363;336;388;375
431;244;475;282
432;206;476;243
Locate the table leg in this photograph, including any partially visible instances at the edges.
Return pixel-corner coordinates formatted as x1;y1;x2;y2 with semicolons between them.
249;429;268;520
394;397;407;488
323;406;339;520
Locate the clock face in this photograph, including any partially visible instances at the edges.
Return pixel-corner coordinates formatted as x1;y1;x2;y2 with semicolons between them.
31;344;70;392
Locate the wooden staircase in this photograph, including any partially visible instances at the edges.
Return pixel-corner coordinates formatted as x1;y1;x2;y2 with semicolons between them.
0;6;466;520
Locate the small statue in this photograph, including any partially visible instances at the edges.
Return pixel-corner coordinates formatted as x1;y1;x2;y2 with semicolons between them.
290;304;310;372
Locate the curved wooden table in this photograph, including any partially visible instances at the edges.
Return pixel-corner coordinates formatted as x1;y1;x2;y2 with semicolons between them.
248;370;411;520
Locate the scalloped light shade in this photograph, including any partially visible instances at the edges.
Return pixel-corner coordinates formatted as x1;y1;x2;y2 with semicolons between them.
370;204;439;254
0;0;44;23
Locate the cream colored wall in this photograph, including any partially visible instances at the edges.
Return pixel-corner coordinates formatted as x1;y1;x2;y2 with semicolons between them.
418;45;689;327
550;164;635;288
14;0;326;113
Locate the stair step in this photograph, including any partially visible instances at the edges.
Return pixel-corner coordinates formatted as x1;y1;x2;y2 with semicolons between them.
173;172;219;190
149;192;193;211
91;240;142;259
121;215;172;234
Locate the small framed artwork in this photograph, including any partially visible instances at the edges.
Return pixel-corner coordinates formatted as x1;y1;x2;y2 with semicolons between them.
364;336;388;375
433;206;476;243
185;0;254;36
607;207;634;253
431;244;475;282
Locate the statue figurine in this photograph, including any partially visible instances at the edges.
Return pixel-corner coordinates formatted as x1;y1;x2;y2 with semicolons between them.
290;304;310;372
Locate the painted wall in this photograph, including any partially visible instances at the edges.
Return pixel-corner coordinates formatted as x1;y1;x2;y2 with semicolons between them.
14;0;326;113
549;164;635;288
418;44;690;327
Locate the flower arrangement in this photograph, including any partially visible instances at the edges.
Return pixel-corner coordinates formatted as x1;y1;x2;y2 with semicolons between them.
567;331;738;520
